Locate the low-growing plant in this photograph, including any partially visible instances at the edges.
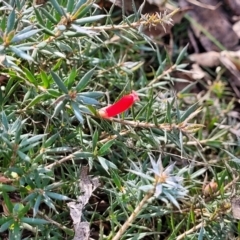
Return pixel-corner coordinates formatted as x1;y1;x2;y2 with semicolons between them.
0;0;239;239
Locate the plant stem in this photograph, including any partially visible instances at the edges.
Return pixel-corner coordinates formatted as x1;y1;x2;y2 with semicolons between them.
112;190;154;240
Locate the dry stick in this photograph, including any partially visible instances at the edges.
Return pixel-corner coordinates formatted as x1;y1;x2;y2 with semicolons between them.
83;9;180;32
42;9;179;45
99;130;131;144
45;117;202;169
148;64;177;86
176;221;206;240
46;153;75;169
107;117;204;133
38;210;73;234
112;190;154;240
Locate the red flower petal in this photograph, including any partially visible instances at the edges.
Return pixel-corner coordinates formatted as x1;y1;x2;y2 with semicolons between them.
98;91;139;118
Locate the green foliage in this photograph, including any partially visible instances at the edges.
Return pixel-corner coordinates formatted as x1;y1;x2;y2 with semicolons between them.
0;0;239;239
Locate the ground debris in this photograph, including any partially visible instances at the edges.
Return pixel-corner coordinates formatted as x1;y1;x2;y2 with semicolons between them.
67;166;100;240
179;0;239;51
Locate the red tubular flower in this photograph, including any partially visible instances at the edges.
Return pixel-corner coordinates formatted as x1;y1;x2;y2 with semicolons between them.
98;91;139;118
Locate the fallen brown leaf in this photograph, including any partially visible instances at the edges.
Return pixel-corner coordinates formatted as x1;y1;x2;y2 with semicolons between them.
67;166;100;240
219;51;240;97
189;51;220;67
224;0;240;16
179;0;238;51
231;196;240;220
188;49;240;97
233;20;240;39
191;63;206;79
220;51;240;77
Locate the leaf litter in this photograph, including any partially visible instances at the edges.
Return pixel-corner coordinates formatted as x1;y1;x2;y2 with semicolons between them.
67;166;99;240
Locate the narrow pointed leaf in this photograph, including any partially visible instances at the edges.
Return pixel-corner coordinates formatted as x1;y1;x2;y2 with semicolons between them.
74;15;107;25
45;191;71;201
19;134;45;148
71;101;84;124
180;101;199;122
25;94;49;109
92;129;99;151
71;24;98;36
36;23;55;36
17;150;31;162
98;156;117;173
40;7;58;24
15;26;33;35
0;184;16;192
67;68;77;89
10;46;34;61
2;191;14;212
52;99;66;118
76;95;100;105
23;67;36;84
98;139;115;156
0;219;14;233
51;71;68;93
97;156;109;173
43;196;57;212
44;133;59;148
128;170;154;181
21;217;49;225
164;192;180;209
11;29;41;43
33;195;42;217
7;10;15;34
76;68;95;92
34;8;44;25
198;226;204;240
49;0;64;16
73;0;87;13
73;151;93;158
67;0;75;13
1;111;9;130
80;91;104;99
176;44;189;65
23;192;38;203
